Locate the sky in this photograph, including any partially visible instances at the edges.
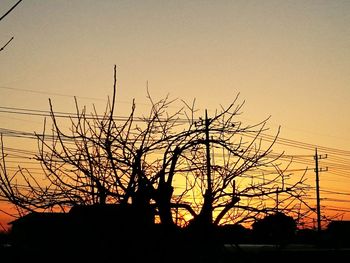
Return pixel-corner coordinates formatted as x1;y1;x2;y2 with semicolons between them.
0;0;350;228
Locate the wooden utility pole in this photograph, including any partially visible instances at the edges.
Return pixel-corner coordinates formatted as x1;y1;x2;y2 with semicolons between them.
204;109;213;224
314;148;328;232
205;110;212;197
315;148;321;232
276;187;279;212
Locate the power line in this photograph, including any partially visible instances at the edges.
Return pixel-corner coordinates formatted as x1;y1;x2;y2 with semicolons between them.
247;133;350;156
1;106;349;216
0;86;153;107
1;105;349;155
0;106;190;124
0;86;107;101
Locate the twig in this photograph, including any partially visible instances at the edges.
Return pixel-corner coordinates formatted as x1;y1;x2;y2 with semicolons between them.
0;37;14;52
0;0;23;22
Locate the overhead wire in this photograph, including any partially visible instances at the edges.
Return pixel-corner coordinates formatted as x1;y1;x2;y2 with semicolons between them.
0;104;349;216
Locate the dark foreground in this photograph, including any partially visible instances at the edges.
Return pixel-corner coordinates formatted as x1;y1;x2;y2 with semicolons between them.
222;244;350;263
4;206;350;262
1;243;350;263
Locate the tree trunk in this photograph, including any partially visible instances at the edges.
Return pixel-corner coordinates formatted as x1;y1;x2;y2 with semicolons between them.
156;183;174;226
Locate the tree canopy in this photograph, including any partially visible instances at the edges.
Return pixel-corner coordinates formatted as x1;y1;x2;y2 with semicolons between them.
0;66;310;229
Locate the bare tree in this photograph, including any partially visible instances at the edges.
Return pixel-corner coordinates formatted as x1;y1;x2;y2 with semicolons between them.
0;66;310;230
142;97;309;229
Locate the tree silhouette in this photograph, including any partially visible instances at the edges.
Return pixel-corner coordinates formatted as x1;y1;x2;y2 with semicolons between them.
0;66;309;232
252;211;297;244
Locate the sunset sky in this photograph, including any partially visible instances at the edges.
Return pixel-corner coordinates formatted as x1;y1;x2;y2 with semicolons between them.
1;0;350;228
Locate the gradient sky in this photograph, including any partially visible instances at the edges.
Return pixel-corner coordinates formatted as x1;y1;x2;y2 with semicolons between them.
1;0;350;227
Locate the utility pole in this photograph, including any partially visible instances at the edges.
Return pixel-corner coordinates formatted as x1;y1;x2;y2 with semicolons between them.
314;148;328;232
204;109;213;224
275;187;279;212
